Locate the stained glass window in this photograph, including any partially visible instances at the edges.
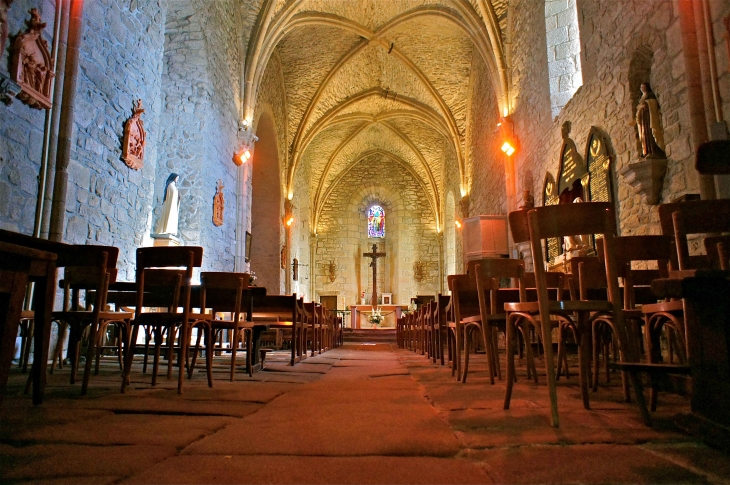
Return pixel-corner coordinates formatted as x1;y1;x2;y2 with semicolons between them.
368;205;385;238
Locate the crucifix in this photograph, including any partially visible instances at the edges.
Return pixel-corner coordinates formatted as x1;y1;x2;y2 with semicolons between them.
363;243;386;307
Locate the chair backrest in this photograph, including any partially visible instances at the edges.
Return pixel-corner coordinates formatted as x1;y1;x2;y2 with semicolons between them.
704;236;730;270
597;235;672;308
696;140;730;175
447;274;481;322
135;246;203;316
527;202;641;362
472;261;512;319
508;209;530;244
659;199;730;271
252;294;298;323
566;256;606;300
200;272;249;321
528;203;623;311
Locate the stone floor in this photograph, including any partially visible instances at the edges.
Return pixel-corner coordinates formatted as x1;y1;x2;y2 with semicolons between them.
1;343;729;484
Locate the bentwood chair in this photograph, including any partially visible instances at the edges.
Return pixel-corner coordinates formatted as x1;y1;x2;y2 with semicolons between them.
121;246;204;394
51;246;133;394
447;273;483;382
504;203;650;428
467;258;526;385
195;272;251;380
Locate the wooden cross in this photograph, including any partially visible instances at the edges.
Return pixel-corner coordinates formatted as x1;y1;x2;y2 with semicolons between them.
363;243;386;307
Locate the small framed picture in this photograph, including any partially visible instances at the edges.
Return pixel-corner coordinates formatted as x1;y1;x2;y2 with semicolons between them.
245;231;252;262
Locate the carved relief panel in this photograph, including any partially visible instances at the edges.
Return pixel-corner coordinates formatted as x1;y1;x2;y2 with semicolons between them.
9;8;54;109
212;180;224;226
122;99;146;170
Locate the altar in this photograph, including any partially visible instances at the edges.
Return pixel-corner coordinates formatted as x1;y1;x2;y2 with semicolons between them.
349;305;408;329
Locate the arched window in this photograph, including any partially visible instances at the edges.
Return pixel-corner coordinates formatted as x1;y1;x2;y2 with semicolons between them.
545;0;583;118
367;205;385;238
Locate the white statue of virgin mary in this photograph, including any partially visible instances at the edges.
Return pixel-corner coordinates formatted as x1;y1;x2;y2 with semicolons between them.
155;173;180;235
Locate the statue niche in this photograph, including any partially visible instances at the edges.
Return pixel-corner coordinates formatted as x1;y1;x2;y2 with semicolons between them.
212;180;224;227
9;8;54;109
122;99;146;170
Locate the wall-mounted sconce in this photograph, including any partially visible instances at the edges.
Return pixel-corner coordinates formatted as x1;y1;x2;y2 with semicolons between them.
454;220;462;229
233;147;251;166
498;117;519;157
284;199;294;227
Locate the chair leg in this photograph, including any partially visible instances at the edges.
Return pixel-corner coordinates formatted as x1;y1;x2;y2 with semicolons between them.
246;328;253;377
462;327;471;383
230;328;239;382
142;327;151;374
577;323;591;410
504;316;516;410
205;326;213;388
167;325;175;380
152;328;162;386
188;326;203;379
121;324;139;393
592;322;600;392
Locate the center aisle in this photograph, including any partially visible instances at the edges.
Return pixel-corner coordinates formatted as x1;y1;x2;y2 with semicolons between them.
127;343;492;484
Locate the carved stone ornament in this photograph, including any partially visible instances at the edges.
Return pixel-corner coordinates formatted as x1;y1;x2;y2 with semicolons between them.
327;260;336;283
0;0;14;57
9;8;54;109
618;158;668;205
122;99;146;170
413;260;424;282
212;179;224;226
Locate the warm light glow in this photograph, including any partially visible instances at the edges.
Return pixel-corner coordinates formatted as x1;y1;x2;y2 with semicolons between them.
460;187;467;197
455;220;462;229
503;107;508;117
501;141;516;157
287;191;293;200
244;149;251;160
286;216;294;227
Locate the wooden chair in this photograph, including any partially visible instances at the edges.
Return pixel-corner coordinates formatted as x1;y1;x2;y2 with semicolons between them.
504;203;650;427
447;273;483;382
470;258;525;385
704;236;730;270
51;246;133;394
659;199;730;273
251;294;304;365
195;272;251;381
1;243;55;405
599;235;688;409
433;295;449;365
121;246;205;394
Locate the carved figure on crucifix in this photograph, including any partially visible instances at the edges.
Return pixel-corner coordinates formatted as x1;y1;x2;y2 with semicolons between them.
363;243;386;308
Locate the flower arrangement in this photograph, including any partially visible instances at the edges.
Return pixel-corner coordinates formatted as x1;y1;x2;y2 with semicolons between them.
369;307;383;325
249;271;257;286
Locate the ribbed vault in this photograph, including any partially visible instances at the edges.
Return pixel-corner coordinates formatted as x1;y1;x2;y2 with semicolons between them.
245;0;508;233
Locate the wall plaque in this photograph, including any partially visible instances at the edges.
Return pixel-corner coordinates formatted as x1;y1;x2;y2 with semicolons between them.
122;99;146;170
542;172;560;263
212;180;224;226
584;127;613;204
556;121;588;201
9;8;54;109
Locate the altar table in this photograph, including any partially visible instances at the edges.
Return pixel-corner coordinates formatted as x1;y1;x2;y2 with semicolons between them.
349;305;408;329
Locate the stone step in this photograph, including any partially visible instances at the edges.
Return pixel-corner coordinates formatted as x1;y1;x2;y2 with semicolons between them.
344;329;396;343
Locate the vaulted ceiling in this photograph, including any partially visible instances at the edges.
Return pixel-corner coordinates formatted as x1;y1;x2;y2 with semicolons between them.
245;0;510;230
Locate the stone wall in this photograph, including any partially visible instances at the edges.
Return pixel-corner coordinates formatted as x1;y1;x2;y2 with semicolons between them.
315;153;439;308
0;0;55;235
510;0;708;241
69;0;167;280
466;51;507;218
157;0;242;274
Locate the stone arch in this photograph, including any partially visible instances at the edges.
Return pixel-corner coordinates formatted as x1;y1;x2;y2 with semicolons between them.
445;191;457;281
250;108;283;293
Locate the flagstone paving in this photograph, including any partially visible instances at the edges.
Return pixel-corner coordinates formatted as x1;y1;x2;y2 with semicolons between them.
1;343;728;484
